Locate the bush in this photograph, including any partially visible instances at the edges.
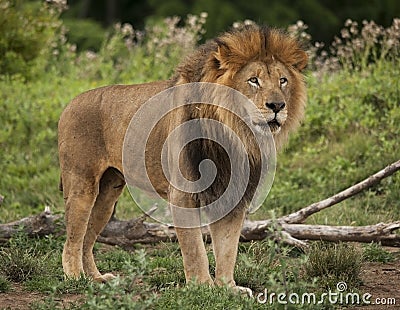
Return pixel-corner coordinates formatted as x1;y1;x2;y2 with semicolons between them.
303;242;362;289
363;242;394;263
63;18;106;52
76;13;206;83
0;275;11;293
0;245;48;282
0;0;66;79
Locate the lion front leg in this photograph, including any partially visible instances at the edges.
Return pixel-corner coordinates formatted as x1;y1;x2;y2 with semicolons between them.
175;226;213;285
170;189;213;285
209;206;252;296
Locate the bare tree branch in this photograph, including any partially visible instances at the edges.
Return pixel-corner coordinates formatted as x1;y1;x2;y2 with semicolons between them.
242;219;400;246
0;160;399;247
280;159;400;224
1;209;399;247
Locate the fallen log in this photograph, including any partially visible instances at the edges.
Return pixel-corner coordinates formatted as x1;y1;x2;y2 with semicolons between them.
241;220;400;247
0;160;399;246
1;208;399;247
0;206;63;241
280;159;400;224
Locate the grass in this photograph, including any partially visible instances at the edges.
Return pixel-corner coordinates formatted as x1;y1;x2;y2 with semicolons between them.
303;242;363;290
1;233;382;309
0;275;11;293
362;242;395;263
0;11;399;310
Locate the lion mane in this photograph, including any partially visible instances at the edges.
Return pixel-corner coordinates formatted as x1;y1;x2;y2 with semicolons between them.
58;24;307;291
171;24;307;148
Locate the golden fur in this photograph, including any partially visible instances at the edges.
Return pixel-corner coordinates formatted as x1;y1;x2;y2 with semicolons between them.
58;24;307;292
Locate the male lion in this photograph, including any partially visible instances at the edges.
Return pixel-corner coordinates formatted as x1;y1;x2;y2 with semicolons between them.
58;24;307;293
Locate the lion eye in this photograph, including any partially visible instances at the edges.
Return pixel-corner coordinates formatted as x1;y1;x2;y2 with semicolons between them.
247;77;260;88
279;77;288;87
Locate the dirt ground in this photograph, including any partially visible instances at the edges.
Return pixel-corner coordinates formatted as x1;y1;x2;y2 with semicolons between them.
0;248;399;309
0;283;82;309
354;260;400;309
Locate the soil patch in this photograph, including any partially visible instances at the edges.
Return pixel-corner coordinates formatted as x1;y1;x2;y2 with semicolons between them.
0;284;82;310
354;259;400;309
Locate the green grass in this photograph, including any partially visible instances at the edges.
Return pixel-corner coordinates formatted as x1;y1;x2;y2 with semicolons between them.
1;233;377;309
0;275;11;293
251;59;400;226
362;242;395;263
303;242;363;290
0;10;399;310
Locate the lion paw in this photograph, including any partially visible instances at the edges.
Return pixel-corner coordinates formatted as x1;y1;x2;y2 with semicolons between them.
93;273;117;283
232;285;253;297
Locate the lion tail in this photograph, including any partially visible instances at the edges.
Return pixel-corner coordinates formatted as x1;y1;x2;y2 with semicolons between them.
59;176;63;192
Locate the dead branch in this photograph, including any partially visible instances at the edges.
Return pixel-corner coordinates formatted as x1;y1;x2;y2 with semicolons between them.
241;219;400;247
282;222;400;246
280;159;400;224
0;206;63;243
0;160;399;246
1;208;399;247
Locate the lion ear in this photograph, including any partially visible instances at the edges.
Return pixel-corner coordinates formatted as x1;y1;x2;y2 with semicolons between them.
202;43;230;82
293;49;308;72
214;44;230;67
206;43;231;72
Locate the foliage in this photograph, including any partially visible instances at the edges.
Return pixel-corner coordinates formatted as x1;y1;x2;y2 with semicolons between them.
313;18;400;73
0;8;399;309
75;13;206;83
303;242;363;290
0;0;66;79
362;242;395;263
0;242;50;282
63;18;106;52
0;232;62;288
2;231;373;309
0;275;11;293
65;0;400;47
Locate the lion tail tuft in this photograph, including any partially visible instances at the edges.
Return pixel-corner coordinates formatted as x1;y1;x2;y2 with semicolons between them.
59;176;63;192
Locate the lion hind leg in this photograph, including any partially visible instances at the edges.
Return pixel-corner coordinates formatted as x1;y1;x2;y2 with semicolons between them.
209;206;249;294
82;168;125;282
62;177;98;279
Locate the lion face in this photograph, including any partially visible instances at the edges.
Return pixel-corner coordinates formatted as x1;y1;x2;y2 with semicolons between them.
173;25;307;148
233;60;292;135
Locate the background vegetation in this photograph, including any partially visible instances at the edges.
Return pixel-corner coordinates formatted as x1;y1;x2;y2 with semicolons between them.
62;0;400;49
0;0;399;308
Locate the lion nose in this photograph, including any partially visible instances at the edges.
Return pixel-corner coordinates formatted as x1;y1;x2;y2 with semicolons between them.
265;102;286;113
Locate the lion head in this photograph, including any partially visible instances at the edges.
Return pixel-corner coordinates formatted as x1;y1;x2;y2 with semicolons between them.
172;24;308;149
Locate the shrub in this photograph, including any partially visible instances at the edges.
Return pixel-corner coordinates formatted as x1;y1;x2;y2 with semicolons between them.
63;18;105;52
313;18;400;73
363;242;394;263
303;242;363;290
0;275;11;293
0;246;47;282
76;13;207;83
0;0;67;79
